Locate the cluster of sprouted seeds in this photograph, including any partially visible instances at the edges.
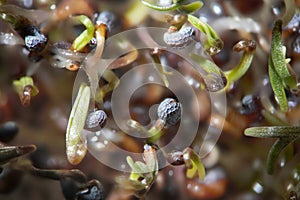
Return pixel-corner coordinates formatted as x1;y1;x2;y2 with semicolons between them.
0;0;300;199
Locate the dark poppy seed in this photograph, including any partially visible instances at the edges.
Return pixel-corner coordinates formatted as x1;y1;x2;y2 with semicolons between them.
157;98;181;126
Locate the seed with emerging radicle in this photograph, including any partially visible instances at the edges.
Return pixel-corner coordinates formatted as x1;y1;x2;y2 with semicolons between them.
157;98;181;126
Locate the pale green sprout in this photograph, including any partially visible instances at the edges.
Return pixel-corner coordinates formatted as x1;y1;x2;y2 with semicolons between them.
65;83;90;165
268;19;298;112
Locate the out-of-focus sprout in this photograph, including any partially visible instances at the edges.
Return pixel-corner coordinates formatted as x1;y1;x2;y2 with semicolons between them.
95;69;120;104
13;76;39;107
0;145;36;166
245;126;300;174
187;14;223;55
29;166;104;200
0;11;18;27
119;144;158;198
66;83;90;165
183;147;205;180
269;19;298;112
191;39;256;92
71;15;95;52
190;53;227;92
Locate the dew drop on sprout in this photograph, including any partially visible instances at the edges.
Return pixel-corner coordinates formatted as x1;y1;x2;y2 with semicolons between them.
85;110;107;131
157;98;181;126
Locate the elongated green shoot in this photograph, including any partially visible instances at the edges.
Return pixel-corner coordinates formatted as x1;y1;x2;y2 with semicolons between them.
245;126;300;174
124;145;158;197
141;0;203;13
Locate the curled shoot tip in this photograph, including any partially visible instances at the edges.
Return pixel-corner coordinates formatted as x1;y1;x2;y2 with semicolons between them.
269;19;298;112
187;14;223;55
13;76;39;107
244;126;300;174
183;148;205;180
71;15;95;51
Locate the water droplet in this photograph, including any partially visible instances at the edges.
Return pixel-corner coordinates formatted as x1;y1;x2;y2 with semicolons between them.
204;72;227;92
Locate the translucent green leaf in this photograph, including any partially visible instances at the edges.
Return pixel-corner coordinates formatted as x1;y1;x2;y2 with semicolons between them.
270;20;297;90
13;76;39;96
72;15;95;51
178;1;203;13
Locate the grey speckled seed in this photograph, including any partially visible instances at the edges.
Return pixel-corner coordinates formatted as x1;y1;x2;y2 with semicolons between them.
85;110;107;130
164;26;194;48
157;98;181;126
293;35;300;54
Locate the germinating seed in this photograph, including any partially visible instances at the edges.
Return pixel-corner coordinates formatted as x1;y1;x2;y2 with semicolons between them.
157;98;181;126
164;26;194;48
